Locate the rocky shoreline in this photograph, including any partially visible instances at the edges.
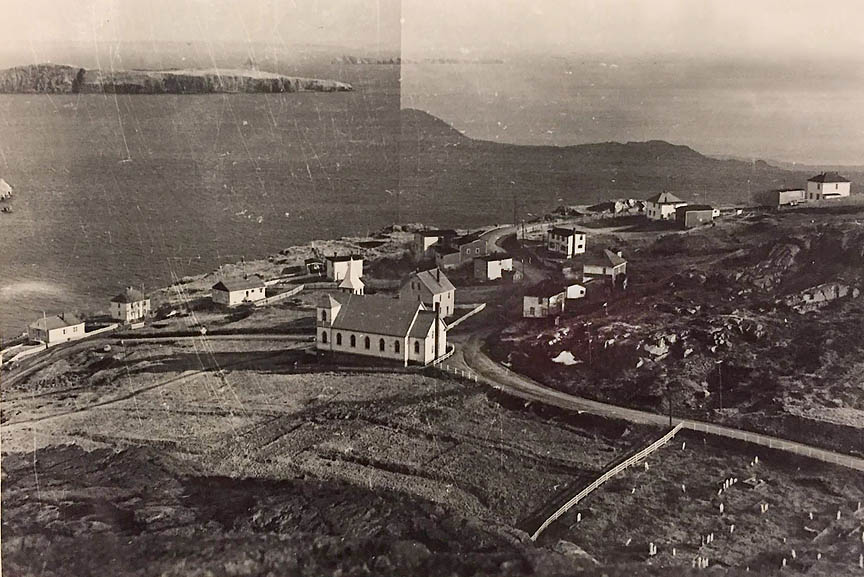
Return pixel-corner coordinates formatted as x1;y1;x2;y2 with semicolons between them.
0;64;353;94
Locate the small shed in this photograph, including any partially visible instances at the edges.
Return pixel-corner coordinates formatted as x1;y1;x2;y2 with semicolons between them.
675;204;716;228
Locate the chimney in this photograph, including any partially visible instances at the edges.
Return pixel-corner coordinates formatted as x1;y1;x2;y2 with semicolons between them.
436;268;440;282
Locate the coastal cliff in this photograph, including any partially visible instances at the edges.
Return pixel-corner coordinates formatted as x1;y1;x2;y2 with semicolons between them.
0;64;353;94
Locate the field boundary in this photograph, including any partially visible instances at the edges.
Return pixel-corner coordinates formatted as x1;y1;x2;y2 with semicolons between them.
530;422;684;542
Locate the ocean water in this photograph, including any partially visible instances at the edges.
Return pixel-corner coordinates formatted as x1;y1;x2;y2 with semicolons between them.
3;58;862;337
0;66;402;338
401;58;864;166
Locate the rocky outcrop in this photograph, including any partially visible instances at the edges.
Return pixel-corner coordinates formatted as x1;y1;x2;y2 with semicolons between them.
0;64;353;94
783;282;860;313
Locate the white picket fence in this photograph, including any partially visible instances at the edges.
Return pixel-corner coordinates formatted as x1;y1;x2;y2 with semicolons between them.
531;422;684;542
436;362;479;383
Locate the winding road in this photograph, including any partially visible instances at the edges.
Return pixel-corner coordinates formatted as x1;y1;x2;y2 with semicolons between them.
457;222;864;472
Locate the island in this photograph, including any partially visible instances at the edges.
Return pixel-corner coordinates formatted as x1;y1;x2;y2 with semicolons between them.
0;63;353;94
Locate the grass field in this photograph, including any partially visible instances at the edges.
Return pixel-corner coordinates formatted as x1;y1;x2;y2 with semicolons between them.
3;333;863;575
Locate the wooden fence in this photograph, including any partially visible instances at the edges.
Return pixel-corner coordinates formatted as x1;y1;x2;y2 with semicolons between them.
254;284;304;307
446;303;487;329
530;422;684;542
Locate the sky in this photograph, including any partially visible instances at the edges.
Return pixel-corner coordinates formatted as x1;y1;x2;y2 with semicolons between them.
0;0;401;54
401;0;864;62
2;0;863;63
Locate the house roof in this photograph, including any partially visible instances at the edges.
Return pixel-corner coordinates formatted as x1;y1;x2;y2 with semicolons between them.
417;229;456;237
408;310;438;338
326;254;363;263
454;232;485;246
329;294;423;337
477;253;512;262
549;227;579;237
110;287;147;303
525;279;566;299
586;249;627;267
212;276;266;292
412;268;455;294
645;191;686;205
304;257;323;265
29;312;84;331
808;172;850;183
677;204;715;213
434;245;460;256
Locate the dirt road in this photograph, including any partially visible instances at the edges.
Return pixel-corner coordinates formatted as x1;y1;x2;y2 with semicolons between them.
457;334;864;472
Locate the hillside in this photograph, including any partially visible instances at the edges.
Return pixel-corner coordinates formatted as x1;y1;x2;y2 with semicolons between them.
399;108;857;213
0;63;353;94
490;204;864;458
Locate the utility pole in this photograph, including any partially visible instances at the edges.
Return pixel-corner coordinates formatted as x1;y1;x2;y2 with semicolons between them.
667;381;674;428
716;360;724;412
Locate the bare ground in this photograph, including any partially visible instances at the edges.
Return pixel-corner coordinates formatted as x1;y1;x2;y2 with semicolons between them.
3;335;863;575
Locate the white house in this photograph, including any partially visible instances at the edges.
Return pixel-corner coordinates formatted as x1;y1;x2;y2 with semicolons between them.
474;254;514;281
645;192;688;220
756;188;806;208
523;280;568;318
211;276;266;306
566;283;586;300
806;172;851;200
400;268;456;317
326;254;364;281
583;249;627;282
316;293;448;367
28;312;86;345
110;287;151;322
413;229;456;256
546;227;586;258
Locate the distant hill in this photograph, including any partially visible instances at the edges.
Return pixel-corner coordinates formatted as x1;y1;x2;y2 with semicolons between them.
0;64;353;94
399;108;857;216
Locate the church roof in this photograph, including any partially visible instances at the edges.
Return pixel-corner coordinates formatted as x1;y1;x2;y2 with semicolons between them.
328;294;423;337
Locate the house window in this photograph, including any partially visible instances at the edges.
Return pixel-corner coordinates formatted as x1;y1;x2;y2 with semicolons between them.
321;331;328;343
379;338;385;351
364;336;370;349
336;333;342;345
350;335;356;347
321;310;327;322
394;340;400;353
414;341;420;354
529;307;535;316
